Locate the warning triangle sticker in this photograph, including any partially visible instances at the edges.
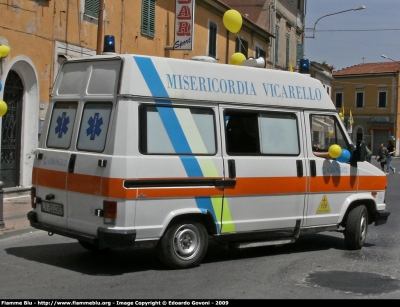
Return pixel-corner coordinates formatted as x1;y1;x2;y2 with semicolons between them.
316;195;331;214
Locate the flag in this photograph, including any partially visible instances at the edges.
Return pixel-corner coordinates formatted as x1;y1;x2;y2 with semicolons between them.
340;104;345;121
289;61;293;72
348;110;354;125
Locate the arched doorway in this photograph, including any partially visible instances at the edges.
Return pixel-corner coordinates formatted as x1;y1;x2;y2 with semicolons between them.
1;70;23;188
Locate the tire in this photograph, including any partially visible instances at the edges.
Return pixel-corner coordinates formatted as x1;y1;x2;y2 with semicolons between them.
344;205;368;250
156;220;208;269
78;240;110;253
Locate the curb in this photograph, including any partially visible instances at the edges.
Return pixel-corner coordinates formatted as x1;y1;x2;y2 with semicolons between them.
0;226;39;239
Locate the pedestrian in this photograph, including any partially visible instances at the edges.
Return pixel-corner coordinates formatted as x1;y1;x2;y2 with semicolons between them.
386;140;396;174
365;143;372;163
375;142;388;173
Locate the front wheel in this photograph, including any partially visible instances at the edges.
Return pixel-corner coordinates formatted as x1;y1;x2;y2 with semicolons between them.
344;205;368;250
156;220;208;269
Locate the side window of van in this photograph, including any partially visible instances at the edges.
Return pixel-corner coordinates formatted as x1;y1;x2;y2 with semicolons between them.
310;114;349;152
139;105;216;155
225;110;299;155
77;102;112;152
47;102;78;149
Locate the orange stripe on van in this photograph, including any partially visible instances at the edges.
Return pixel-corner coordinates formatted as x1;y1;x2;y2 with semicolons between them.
32;167;38;185
309;175;386;192
101;177;135;198
225;177;306;195
358;175;387;190
33;167;387;199
68;173;102;195
309;176;358;193
36;168;67;190
136;187;223;198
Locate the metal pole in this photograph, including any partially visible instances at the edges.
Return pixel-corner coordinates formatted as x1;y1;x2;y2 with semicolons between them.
305;5;366;38
96;0;106;55
0;181;5;228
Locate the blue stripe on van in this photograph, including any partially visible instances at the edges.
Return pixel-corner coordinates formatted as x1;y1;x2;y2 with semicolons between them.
133;56;203;177
195;197;220;233
156;107;191;154
134;57;169;98
133;56;219;231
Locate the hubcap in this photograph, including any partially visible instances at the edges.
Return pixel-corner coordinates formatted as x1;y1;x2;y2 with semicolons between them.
360;213;367;243
173;224;200;260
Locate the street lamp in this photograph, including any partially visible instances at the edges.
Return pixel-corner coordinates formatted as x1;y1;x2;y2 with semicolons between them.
381;54;397;62
305;5;366;38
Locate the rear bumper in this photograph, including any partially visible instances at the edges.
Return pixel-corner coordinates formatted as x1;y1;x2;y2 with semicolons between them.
375;210;390;226
27;211;138;248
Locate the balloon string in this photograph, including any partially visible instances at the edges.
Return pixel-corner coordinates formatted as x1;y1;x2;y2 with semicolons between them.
236;35;247;57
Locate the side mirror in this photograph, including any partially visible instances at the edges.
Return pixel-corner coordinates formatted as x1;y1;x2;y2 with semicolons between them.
350;141;366;167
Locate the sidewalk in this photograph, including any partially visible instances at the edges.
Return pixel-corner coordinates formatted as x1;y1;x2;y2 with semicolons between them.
0;187;37;239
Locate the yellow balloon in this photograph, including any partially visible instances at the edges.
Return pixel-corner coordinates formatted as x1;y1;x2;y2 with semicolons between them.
0;100;7;116
230;52;246;66
328;130;333;136
328;144;342;159
338;112;342;117
0;45;10;58
223;10;243;33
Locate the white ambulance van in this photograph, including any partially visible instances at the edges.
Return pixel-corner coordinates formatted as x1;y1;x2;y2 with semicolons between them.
28;54;390;269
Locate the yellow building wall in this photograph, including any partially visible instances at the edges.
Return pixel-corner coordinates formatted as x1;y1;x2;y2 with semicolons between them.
334;76;396;115
0;0;272;187
333;74;400;147
1;0;270;115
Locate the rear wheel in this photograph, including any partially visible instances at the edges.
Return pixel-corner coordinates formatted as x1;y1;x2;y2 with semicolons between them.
78;240;110;253
344;205;368;250
156;220;208;269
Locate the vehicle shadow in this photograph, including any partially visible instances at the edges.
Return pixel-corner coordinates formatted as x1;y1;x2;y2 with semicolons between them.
5;231;375;276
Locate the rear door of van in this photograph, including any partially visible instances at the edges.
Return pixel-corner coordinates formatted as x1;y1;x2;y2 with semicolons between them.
33;59;121;235
33;102;78;229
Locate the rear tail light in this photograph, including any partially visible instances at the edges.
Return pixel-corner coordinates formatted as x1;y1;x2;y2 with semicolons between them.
103;200;117;224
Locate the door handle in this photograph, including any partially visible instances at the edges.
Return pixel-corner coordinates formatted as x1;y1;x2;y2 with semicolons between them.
296;160;303;177
228;159;236;179
68;154;76;173
310;160;316;177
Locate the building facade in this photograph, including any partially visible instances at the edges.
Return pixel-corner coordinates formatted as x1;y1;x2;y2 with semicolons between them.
310;61;334;99
332;62;400;155
0;0;273;188
221;0;306;70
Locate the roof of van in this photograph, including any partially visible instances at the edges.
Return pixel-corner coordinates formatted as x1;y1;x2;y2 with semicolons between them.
63;54;336;110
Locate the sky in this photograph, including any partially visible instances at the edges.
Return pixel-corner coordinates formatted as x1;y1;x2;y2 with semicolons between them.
304;0;400;71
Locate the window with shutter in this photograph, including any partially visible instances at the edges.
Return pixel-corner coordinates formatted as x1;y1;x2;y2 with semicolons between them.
142;0;156;37
335;92;343;109
378;91;387;108
85;0;100;19
274;27;279;65
285;36;290;70
356;92;364;108
235;37;248;58
256;47;266;59
208;22;217;58
296;43;303;66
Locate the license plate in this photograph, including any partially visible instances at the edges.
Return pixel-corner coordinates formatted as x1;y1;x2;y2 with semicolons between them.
41;201;64;217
